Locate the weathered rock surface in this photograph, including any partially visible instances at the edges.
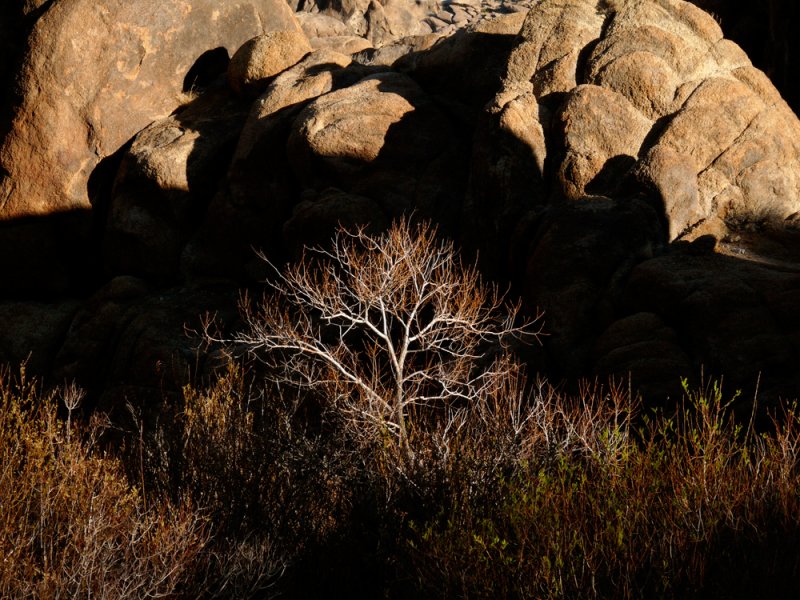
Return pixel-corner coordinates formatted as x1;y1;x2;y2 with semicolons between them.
1;0;799;411
227;30;312;96
553;84;652;200
352;34;441;68
104;87;251;282
287;0;442;45
310;35;373;54
0;0;300;219
295;11;352;39
53;278;239;413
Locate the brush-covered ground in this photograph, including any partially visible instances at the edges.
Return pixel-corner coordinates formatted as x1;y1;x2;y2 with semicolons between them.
2;223;799;599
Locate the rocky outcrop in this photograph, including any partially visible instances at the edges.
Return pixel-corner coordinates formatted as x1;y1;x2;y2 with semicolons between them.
287;0;441;45
104;88;252;282
485;0;800;402
1;0;798;411
0;0;300;220
495;0;800;238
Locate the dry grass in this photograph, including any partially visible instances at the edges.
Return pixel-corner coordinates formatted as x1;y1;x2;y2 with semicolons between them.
3;220;799;598
182;222;800;598
0;366;206;599
4;358;799;599
144;362;800;599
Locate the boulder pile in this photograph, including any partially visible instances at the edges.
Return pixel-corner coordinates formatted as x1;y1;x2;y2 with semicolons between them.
0;0;798;413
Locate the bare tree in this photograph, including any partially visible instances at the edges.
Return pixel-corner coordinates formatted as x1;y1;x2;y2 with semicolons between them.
214;220;542;465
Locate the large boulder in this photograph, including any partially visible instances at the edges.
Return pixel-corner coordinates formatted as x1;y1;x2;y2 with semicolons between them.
496;0;800;241
286;71;468;231
620;248;800;406
227;30;312;96
394;11;526;108
592;312;693;405
54;278;240;413
94;285;239;414
104;87;251;282
295;11;352;39
288;72;421;180
182;49;371;280
472;0;800;398
552;84;652;200
0;0;300;220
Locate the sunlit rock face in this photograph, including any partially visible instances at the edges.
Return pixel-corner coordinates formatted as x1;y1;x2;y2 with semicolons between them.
0;0;798;409
0;0;300;220
496;0;800;238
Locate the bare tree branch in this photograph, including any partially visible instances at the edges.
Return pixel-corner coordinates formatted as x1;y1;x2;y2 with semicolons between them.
208;220;543;465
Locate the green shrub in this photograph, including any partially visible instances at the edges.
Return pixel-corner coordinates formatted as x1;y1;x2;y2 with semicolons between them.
406;381;800;599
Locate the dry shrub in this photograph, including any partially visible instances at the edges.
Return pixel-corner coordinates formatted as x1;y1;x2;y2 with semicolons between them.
138;362;348;598
190;220;545;593
0;367;206;599
209;220;542;486
114;220;800;598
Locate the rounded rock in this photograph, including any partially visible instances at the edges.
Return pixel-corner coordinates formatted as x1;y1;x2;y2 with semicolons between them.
228;30;312;96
